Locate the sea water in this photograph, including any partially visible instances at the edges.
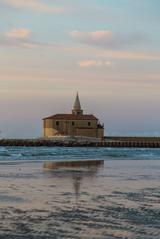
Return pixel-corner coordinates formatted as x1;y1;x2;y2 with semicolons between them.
0;146;160;239
1;146;160;161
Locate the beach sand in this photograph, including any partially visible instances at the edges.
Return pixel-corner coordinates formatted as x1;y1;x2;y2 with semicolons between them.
0;159;160;239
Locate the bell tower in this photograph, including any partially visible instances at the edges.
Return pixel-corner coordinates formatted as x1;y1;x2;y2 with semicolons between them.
72;92;83;115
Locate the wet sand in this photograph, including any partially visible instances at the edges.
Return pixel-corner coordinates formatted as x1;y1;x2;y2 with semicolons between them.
0;159;160;239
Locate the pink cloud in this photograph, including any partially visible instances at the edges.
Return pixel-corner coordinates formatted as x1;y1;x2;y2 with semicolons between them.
78;60;114;68
71;30;112;40
6;28;31;39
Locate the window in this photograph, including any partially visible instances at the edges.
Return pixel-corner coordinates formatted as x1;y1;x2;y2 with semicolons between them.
56;121;59;126
88;122;91;126
72;121;75;126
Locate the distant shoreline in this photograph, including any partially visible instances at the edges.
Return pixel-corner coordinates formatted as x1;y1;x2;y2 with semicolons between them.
0;137;160;148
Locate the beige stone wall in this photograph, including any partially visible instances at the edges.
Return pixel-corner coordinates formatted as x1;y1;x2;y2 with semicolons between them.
43;119;104;138
43;128;58;137
44;119;53;128
76;128;97;138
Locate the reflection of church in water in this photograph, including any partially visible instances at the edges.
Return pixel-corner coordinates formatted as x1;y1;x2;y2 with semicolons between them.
44;160;104;204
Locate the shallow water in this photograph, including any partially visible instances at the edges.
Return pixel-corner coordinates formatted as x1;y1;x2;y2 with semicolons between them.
0;147;160;238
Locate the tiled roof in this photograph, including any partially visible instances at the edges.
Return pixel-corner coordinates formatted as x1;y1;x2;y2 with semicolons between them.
43;114;98;120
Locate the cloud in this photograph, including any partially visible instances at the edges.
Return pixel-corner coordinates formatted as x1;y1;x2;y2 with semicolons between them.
0;37;50;49
100;50;160;60
70;30;148;49
64;45;160;61
0;27;45;48
0;30;60;49
6;28;31;39
1;0;66;13
78;60;114;68
71;30;113;40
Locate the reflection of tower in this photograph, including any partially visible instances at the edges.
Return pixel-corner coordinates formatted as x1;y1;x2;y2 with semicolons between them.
72;162;104;205
72;92;83;115
73;175;82;205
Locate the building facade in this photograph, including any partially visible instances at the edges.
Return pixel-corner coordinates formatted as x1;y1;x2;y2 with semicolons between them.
43;93;104;139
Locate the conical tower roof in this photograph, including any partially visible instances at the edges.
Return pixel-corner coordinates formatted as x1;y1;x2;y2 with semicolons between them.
73;92;81;110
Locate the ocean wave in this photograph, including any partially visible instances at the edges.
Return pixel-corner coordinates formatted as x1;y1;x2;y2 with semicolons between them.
0;146;160;161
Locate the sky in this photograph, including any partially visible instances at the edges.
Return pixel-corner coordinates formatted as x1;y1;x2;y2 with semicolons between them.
0;0;160;138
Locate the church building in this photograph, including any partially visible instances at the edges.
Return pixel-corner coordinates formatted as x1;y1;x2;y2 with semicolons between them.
43;93;104;139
